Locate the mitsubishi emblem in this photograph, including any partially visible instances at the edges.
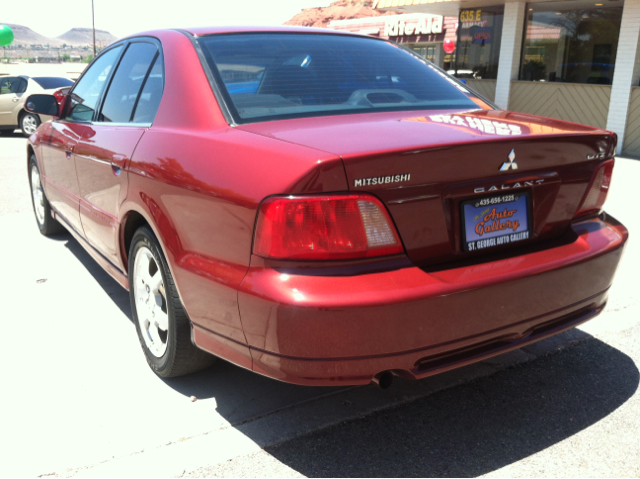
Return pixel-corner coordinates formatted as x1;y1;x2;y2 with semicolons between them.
500;149;518;171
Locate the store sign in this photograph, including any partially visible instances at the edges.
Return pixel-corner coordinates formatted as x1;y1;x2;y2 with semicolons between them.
460;9;488;29
473;28;491;44
385;16;443;37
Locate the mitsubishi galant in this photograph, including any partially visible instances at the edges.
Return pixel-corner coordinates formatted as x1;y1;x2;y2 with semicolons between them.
25;27;628;387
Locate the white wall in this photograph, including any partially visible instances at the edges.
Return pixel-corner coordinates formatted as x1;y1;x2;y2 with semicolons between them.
606;0;640;153
494;1;526;109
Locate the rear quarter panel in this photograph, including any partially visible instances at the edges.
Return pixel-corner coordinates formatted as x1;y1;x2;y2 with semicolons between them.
120;29;347;347
124;126;346;345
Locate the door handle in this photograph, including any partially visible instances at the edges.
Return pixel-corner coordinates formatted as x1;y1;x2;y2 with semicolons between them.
111;154;128;169
111;154;128;176
12;98;19;103
65;143;74;159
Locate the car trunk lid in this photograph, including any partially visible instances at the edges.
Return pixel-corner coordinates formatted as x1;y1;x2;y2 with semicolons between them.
238;109;615;267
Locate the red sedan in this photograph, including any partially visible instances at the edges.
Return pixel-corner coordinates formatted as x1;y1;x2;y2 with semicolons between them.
25;27;627;388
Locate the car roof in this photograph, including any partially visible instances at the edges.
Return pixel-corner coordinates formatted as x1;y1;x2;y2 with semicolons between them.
184;25;362;36
125;25;365;40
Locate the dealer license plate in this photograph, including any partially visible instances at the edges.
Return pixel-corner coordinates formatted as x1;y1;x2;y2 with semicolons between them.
461;192;531;252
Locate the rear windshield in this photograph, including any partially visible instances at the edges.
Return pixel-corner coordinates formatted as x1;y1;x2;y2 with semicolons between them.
32;77;74;89
197;33;487;124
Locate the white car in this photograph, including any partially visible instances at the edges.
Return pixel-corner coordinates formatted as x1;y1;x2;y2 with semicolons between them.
0;76;73;137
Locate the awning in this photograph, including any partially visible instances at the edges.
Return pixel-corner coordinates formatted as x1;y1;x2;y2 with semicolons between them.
374;0;458;9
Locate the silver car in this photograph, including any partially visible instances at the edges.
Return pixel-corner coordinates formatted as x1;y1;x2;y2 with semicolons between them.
0;76;74;137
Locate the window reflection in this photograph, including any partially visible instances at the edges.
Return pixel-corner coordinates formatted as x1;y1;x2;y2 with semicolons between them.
454;6;504;80
99;42;158;123
520;3;622;84
65;46;122;122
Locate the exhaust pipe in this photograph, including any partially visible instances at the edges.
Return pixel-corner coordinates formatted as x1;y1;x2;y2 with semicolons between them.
371;371;394;389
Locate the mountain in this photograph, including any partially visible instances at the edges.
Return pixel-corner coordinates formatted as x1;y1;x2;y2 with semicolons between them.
56;28;117;46
284;0;399;28
0;23;117;47
2;23;62;46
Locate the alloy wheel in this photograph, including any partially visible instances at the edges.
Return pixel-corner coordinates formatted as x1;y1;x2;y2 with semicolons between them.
22;114;39;135
133;246;169;357
30;166;45;227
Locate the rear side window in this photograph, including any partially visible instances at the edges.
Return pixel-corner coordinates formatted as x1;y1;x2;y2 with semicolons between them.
198;33;482;123
99;42;158;123
66;46;123;122
132;55;164;124
8;78;27;94
32;77;74;89
0;77;17;95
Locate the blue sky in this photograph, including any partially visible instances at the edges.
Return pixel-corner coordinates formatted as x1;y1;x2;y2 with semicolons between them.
3;0;333;39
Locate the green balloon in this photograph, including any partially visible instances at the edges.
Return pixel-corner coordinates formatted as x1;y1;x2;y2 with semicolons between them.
0;25;14;47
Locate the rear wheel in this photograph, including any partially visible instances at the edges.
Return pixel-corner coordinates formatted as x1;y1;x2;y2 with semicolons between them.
129;226;215;377
29;156;64;236
20;112;40;137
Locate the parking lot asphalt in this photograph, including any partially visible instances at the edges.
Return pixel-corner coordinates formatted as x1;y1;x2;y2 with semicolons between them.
185;325;640;478
0;131;638;478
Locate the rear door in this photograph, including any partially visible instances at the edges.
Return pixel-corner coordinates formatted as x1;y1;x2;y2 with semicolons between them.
0;77;25;126
75;40;163;267
41;46;124;234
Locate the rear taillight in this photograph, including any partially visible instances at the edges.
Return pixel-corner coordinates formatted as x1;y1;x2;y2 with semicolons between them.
573;159;614;219
53;89;67;104
253;194;404;260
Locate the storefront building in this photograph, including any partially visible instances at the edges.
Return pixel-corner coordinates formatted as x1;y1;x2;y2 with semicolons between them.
373;0;640;158
329;14;458;71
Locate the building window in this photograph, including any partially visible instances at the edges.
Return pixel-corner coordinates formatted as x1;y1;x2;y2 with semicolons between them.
454;6;504;79
520;3;623;84
409;44;437;63
443;53;455;72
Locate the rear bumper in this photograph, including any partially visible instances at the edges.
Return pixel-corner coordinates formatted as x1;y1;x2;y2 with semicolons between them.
231;214;627;386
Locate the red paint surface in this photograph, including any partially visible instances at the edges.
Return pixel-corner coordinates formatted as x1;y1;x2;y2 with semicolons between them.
75;125;145;268
29;27;628;386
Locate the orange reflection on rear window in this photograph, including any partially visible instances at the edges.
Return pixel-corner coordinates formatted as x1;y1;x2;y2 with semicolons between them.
467;96;493;110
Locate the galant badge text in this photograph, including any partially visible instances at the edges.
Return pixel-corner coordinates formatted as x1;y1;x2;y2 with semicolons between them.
474;179;544;194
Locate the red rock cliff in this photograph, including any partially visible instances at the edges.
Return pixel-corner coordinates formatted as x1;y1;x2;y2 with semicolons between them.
284;0;399;28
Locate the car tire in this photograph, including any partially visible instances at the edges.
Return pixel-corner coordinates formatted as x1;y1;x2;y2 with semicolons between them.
20;112;40;137
29;155;65;236
129;225;216;377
